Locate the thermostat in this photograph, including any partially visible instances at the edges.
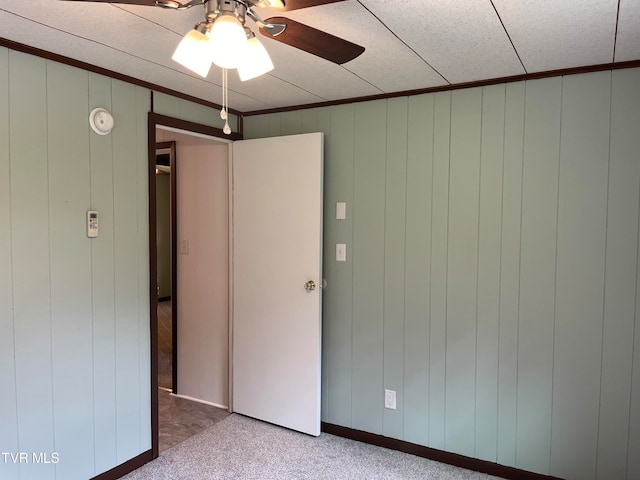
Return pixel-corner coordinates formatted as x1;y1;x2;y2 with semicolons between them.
87;210;99;238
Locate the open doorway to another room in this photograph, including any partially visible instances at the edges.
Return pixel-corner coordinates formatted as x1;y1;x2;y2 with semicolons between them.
152;125;232;454
155;141;176;395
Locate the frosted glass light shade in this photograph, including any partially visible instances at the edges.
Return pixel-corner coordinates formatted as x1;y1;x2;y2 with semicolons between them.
257;0;284;7
237;36;274;81
172;29;212;78
209;14;247;69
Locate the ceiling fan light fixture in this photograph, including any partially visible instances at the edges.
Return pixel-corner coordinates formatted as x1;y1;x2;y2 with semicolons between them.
172;26;212;77
238;35;274;81
257;0;285;7
209;13;248;69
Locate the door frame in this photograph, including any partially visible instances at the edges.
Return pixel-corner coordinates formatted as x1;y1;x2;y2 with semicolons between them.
147;112;242;458
155;140;177;394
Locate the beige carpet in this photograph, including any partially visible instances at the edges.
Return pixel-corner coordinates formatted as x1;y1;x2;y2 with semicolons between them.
123;414;503;480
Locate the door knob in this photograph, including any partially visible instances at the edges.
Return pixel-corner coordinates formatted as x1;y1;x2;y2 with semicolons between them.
304;280;316;292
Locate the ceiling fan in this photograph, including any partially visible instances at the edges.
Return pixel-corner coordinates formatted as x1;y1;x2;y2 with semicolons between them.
63;0;364;133
62;0;366;68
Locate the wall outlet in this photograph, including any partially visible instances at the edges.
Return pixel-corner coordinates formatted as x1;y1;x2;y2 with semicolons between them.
385;389;396;410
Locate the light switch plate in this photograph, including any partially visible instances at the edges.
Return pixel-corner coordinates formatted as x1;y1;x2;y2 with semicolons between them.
180;239;189;255
336;202;346;220
336;243;346;262
385;389;396;410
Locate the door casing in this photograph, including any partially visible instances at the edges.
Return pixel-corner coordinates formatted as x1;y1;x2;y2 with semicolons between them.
148;112;240;458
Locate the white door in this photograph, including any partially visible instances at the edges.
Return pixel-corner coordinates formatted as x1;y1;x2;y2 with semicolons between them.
231;132;323;436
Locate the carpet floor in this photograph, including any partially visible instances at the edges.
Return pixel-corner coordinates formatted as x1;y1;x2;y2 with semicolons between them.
123;414;502;480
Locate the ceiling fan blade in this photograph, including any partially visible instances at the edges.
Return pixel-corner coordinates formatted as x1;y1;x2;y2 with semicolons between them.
61;0;161;5
259;17;364;64
279;0;347;11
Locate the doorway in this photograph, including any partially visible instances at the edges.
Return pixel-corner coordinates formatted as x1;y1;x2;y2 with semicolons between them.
148;113;241;458
148;113;324;458
155;141;176;394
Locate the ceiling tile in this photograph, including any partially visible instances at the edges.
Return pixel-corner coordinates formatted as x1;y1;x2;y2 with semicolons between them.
0;7;311;112
1;0;637;112
615;0;640;61
274;1;447;92
2;0;183;70
226;69;327;110
357;0;525;84
248;26;384;102
115;2;203;35
492;0;618;71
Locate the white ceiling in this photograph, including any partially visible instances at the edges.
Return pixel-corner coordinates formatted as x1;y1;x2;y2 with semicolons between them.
0;0;638;113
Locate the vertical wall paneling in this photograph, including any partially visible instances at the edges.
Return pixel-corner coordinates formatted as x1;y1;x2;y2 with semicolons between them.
9;51;56;480
382;97;408;440
323;104;354;426
551;71;611;480
153;92;181;118
630;246;640;480
597;68;640;480
112;80;142;462
177;99;201;126
267;112;283;137
0;46;19;480
47;61;95;480
184;100;224;131
89;72;118;474
259;112;282;137
445;87;482;457
154;91;229;131
280;110;303;136
301;108;319;134
316;108;331;141
516;76;562;475
315;106;332;423
4;51;152;480
403;94;434;445
244;112;282;137
428;91;451;450
136;86;151;450
351;100;387;434
497;81;525;468
193;102;217;129
475;83;505;463
243;115;269;139
242;68;640;480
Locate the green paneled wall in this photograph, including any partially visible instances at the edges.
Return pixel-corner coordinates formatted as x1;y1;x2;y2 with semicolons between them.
243;68;640;480
153;91;237;133
0;49;150;480
2;42;640;480
0;46;19;480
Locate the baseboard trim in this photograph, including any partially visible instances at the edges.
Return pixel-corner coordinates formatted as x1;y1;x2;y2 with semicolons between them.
321;423;563;480
90;450;153;480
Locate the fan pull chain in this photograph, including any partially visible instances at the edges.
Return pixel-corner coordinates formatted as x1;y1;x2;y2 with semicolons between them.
220;68;231;135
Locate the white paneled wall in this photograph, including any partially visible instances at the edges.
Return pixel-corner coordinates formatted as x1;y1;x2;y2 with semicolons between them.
0;49;150;480
244;68;640;480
